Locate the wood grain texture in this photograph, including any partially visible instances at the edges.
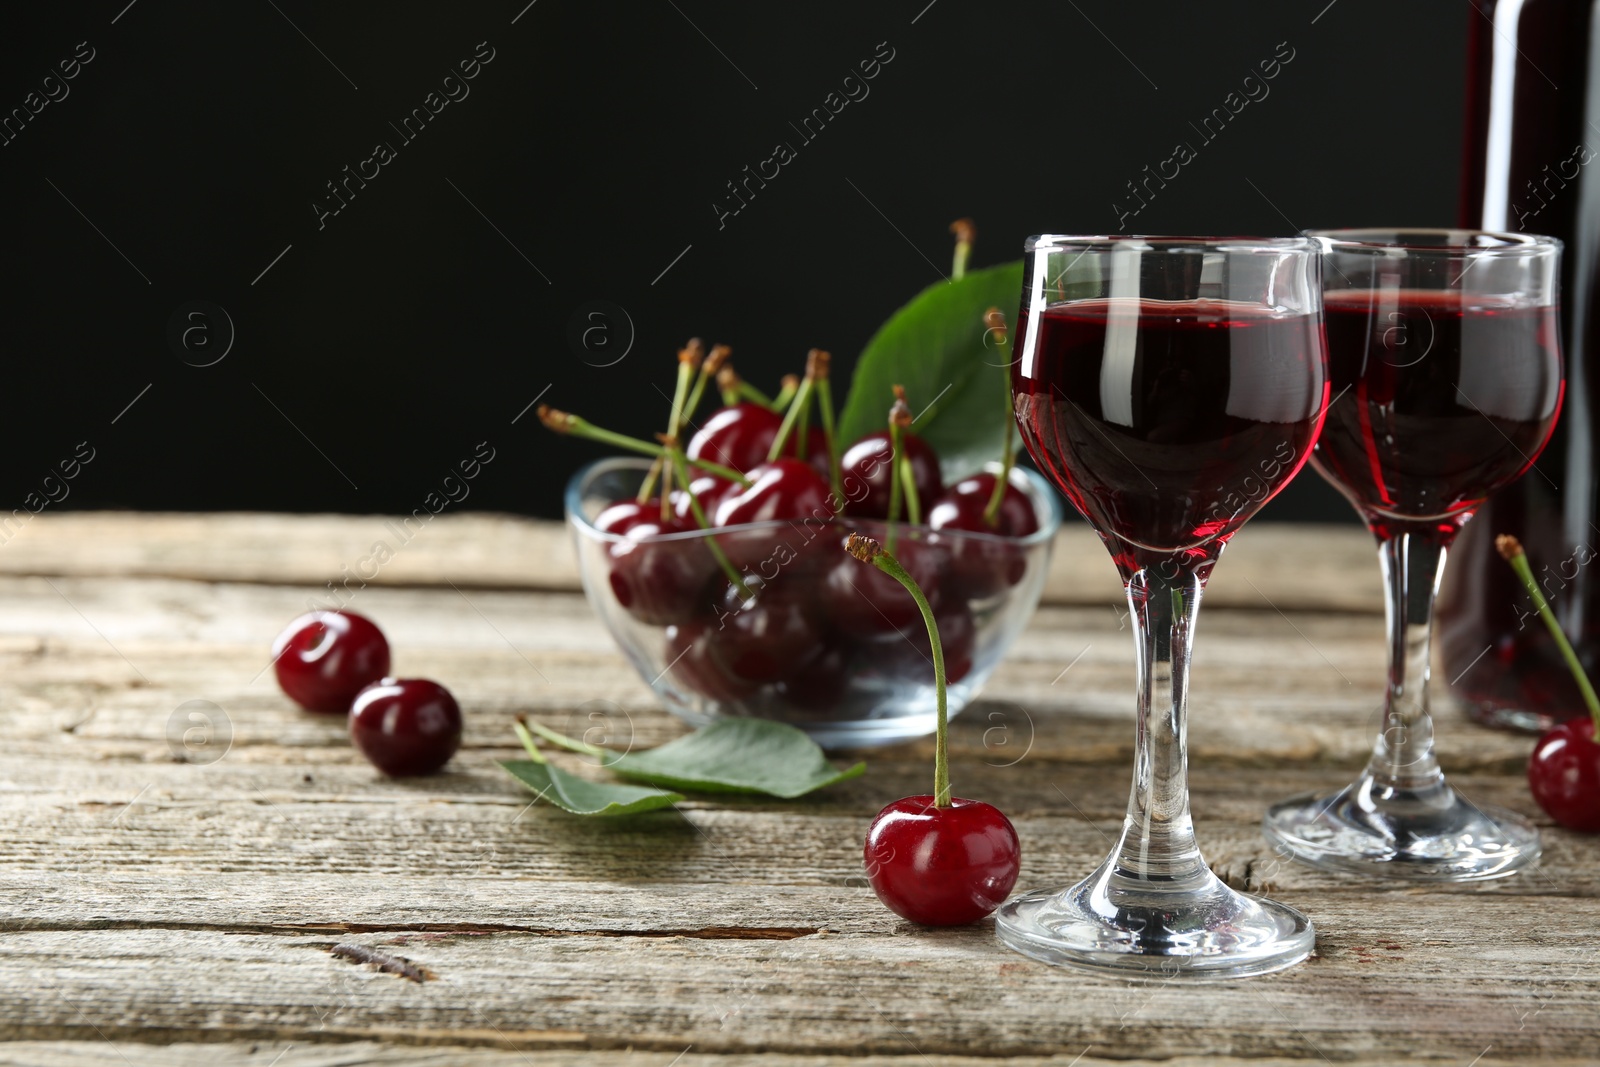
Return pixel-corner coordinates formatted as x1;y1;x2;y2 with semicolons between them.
0;514;1587;1065
0;512;1381;612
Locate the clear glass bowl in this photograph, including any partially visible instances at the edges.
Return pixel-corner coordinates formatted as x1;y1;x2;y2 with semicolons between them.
565;457;1063;749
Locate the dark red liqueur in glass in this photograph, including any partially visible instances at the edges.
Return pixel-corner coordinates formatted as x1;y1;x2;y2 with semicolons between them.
1312;289;1564;542
1013;297;1325;571
1439;0;1600;731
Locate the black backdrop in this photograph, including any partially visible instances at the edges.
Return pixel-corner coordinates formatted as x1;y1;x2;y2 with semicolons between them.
0;1;1467;522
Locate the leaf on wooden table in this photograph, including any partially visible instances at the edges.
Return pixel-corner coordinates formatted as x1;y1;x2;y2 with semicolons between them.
528;718;866;799
499;760;684;816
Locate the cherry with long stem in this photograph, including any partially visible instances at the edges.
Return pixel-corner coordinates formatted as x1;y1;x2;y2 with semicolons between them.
852;532;1020;926
1499;534;1600;736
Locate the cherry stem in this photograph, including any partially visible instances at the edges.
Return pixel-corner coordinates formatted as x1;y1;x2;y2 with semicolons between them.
668;446;753;601
898;455;922;525
636;455;664;504
848;533;949;807
512;716;549;765
950;218;975;282
767;375;815;463
538;406;750;486
886;418;904;553
524;718;611;760
1498;534;1600;740
810;349;844;501
982;307;1017;527
662;352;699;521
685;345;730;418
886;385;914;551
773;375;800;413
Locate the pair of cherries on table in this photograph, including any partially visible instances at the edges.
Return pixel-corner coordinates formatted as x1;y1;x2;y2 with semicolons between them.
272;610;461;777
596;401;1039;704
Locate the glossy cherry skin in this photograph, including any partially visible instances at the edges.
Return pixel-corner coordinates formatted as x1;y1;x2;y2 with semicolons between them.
840;430;944;519
712;460;834;569
882;600;976;685
594;499;660;537
1528;718;1600;832
670;474;738;523
662;617;759;703
687;402;829;475
348;678;463;777
864;796;1021;925
928;473;1040;598
606;514;717;626
822;535;948;638
272;610;392;714
705;575;824;684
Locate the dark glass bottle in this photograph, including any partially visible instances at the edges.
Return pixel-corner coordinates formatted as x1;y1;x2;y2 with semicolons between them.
1438;0;1600;731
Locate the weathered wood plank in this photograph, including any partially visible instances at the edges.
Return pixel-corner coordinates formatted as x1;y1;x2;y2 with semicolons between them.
0;574;1516;769
0;1044;1573;1067
0;897;1592;1059
0;513;1381;613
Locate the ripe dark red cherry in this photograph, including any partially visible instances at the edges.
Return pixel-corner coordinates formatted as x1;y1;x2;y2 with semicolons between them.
670;474;738;523
1528;717;1600;832
687;402;829;475
713;460;832;527
348;677;463;777
272;610;392;714
663;618;759;703
840;430;944;519
706;575;824;685
606;515;716;626
929;473;1040;598
594;499;661;537
823;535;947;638
863;795;1021;925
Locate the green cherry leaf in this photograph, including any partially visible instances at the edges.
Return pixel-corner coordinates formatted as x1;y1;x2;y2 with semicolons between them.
837;260;1024;481
499;760;684;816
528;719;866;799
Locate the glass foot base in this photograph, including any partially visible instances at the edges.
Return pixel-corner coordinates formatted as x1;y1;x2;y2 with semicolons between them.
1263;778;1541;882
995;864;1315;980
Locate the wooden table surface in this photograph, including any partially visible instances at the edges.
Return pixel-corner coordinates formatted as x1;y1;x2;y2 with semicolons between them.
0;513;1592;1067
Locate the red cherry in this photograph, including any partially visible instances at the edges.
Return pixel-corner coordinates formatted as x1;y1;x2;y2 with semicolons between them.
662;617;759;703
272;610;392;714
840;430;944;519
594;499;660;537
822;534;948;638
670;474;738;523
863;796;1021;925
711;459;833;570
606;516;717;626
1528;717;1600;832
928;473;1040;598
705;575;824;684
349;678;463;777
882;601;976;684
687;402;829;475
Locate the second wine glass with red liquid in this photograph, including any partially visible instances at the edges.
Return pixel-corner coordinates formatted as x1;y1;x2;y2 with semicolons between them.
995;236;1327;978
1263;229;1564;881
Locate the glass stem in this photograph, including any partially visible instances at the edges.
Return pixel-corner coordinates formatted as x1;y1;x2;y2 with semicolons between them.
1366;530;1449;798
1113;557;1211;887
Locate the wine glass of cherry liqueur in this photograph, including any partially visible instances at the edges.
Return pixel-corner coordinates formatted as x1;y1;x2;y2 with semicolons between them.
1260;229;1564;880
996;236;1327;978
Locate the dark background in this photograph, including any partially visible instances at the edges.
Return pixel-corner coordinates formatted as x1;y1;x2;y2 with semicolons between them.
0;1;1468;522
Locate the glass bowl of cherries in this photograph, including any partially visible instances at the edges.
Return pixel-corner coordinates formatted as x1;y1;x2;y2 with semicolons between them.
551;341;1061;749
